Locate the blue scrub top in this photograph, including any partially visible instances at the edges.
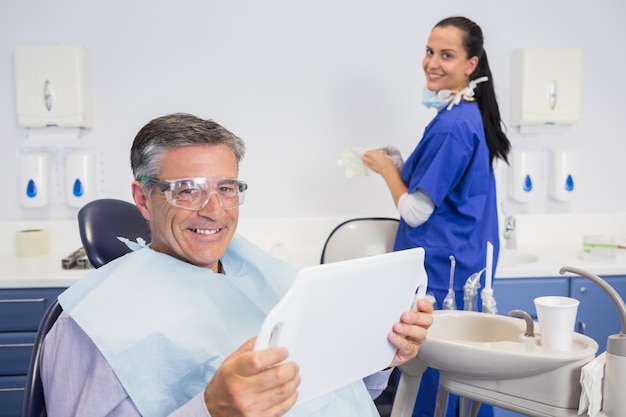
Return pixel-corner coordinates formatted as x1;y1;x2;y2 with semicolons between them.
395;100;499;299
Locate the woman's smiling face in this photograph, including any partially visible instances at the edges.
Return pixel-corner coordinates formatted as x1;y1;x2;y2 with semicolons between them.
422;25;478;93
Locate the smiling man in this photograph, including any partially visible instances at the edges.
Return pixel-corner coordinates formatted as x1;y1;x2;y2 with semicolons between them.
41;113;433;417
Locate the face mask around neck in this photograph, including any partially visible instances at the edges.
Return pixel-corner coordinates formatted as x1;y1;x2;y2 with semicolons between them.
421;76;489;111
421;87;454;110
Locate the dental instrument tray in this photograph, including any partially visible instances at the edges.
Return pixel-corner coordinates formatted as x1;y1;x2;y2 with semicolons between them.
254;247;427;404
61;247;93;270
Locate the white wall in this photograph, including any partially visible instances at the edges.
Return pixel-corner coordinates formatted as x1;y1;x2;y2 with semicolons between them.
1;0;625;222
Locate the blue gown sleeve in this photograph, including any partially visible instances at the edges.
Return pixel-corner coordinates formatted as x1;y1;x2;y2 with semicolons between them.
405;129;474;207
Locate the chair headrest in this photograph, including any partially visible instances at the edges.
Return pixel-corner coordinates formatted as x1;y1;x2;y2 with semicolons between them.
78;199;151;268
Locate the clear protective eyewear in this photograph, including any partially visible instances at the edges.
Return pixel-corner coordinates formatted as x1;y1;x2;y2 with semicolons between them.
141;176;248;211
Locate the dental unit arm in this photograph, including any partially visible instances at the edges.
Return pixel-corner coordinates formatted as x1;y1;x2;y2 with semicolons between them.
559;266;626;416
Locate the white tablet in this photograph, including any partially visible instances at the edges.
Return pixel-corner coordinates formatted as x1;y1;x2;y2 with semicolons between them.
254;247;427;404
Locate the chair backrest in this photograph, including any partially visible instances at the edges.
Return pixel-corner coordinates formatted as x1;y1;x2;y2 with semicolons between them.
20;300;63;417
21;199;150;416
320;217;401;414
320;217;400;264
78;198;151;268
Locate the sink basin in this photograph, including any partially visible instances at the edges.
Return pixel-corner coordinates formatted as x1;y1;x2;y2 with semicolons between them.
394;310;600;413
497;249;539;267
416;310;597;379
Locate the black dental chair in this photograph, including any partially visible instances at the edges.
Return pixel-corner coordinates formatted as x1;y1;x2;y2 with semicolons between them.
21;199;151;417
77;198;151;268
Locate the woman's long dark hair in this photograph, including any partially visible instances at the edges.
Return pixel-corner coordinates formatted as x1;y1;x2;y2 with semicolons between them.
435;16;511;165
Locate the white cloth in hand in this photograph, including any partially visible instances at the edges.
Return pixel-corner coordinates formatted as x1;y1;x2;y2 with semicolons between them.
337;145;404;178
337;147;368;177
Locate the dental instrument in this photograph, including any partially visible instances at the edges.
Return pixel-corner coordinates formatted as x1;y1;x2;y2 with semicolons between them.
443;255;457;310
481;241;497;314
463;268;484;312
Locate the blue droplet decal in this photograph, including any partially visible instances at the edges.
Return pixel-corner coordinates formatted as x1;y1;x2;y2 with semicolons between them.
26;179;37;198
72;179;84;197
523;175;533;192
565;174;574;192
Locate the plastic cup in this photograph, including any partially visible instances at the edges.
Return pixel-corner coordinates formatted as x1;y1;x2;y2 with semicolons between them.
534;296;579;351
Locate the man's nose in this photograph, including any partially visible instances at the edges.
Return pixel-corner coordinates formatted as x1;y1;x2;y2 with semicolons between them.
198;191;225;215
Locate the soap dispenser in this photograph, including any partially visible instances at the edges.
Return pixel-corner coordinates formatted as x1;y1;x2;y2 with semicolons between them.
65;150;96;207
507;149;538;202
19;151;50;208
548;149;577;202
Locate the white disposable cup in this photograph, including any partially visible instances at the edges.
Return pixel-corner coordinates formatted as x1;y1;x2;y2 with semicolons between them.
534;296;579;351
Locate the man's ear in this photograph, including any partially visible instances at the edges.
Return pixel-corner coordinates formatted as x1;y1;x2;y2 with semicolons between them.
132;181;152;222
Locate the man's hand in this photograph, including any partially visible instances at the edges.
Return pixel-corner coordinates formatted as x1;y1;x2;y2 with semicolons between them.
388;298;434;367
204;338;300;417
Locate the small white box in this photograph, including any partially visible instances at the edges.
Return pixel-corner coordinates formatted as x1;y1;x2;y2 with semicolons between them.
511;48;581;126
583;235;617;261
15;45;92;128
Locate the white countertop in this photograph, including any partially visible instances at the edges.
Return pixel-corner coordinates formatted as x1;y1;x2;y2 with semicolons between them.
496;244;626;279
495;212;626;279
1;212;625;289
0;220;90;288
0;254;89;288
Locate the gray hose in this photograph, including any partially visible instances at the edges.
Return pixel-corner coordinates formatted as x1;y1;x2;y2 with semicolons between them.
559;266;626;336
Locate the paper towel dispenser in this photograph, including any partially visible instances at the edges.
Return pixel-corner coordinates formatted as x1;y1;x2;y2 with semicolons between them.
14;45;93;128
510;48;581;126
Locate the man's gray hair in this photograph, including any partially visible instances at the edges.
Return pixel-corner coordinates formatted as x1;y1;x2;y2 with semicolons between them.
130;113;246;191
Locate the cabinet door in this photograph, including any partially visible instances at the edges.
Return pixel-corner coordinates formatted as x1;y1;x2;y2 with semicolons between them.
571;275;626;353
0;287;66;416
0;288;65;332
0;375;26;417
493;277;569;318
0;333;36;375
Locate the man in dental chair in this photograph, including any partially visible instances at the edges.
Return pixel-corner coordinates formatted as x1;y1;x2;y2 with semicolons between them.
41;113;434;417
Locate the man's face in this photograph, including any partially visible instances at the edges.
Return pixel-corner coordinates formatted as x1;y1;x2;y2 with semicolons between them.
133;144;240;272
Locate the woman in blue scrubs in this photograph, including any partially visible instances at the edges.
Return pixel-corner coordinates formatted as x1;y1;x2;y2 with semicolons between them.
363;16;511;417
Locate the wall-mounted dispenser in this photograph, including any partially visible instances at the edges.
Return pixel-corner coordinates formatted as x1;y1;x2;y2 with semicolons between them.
14;45;92;128
507;149;539;202
65;150;95;207
548;149;577;202
510;48;581;126
20;151;50;208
